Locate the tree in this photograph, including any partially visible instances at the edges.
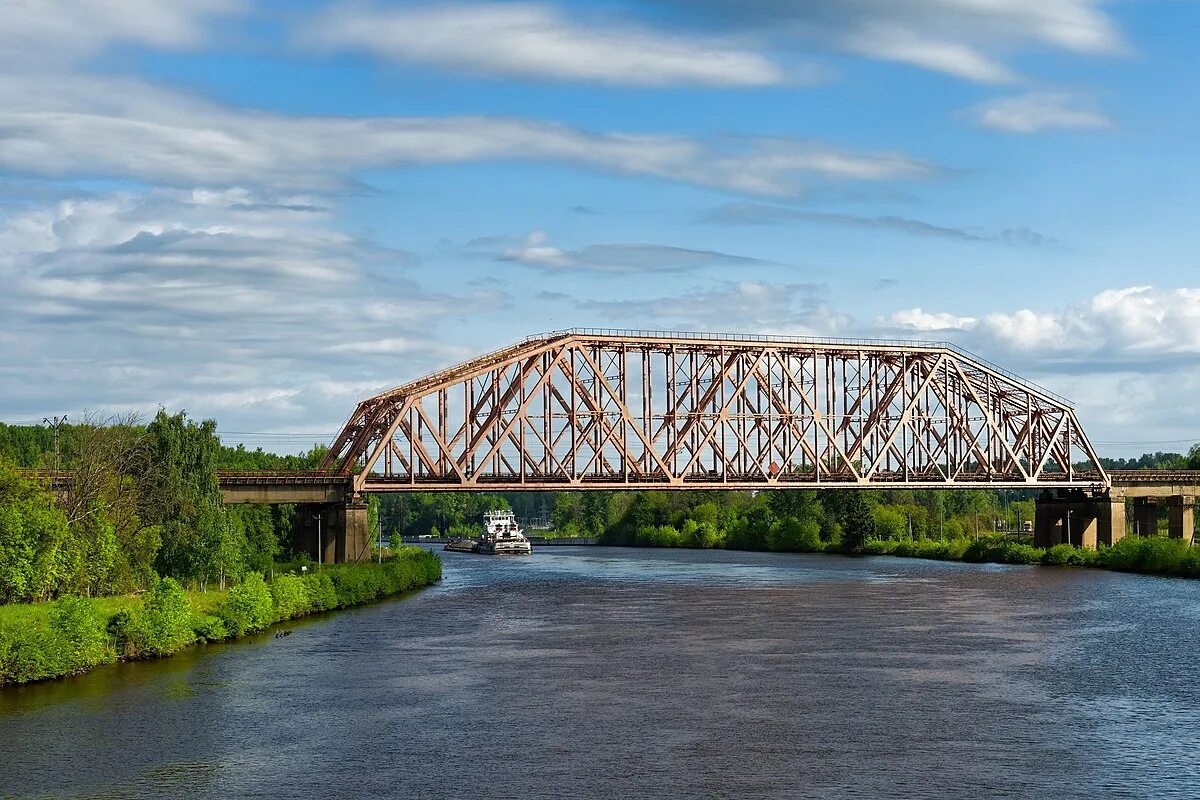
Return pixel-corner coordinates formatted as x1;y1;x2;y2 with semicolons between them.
0;464;72;602
840;493;875;549
141;410;225;587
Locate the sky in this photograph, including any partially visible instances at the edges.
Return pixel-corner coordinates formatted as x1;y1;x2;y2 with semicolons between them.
1;0;1198;457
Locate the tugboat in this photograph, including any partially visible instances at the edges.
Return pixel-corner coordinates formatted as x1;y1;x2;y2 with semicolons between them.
477;510;533;556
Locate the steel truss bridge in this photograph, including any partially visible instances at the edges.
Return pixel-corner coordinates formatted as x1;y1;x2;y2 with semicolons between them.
323;328;1108;494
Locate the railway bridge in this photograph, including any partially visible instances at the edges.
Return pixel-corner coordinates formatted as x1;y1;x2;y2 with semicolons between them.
215;329;1195;561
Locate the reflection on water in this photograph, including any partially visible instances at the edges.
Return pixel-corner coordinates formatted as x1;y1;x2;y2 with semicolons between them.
2;547;1200;799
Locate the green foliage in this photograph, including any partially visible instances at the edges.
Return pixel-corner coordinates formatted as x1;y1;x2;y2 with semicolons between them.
1097;536;1200;576
835;493;874;549
142;410;225;585
270;574;310;621
50;595;109;669
767;517;824;553
1043;544;1097;566
192;613;227;643
303;572;339;612
218;572;275;637
132;578;196;656
0;464;72;602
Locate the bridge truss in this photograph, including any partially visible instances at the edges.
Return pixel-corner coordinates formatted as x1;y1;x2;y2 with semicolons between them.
323;329;1108;493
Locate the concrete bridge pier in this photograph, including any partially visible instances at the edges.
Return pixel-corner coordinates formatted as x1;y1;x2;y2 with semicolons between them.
1131;499;1158;538
1167;496;1195;544
1033;493;1125;549
292;501;371;564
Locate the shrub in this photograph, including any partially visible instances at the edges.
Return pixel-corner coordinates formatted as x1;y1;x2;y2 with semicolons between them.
0;624;59;684
998;543;1044;565
303;572;339;612
132;578;196;656
859;539;898;555
1042;543;1097;566
270;574;310;621
191;613;228;642
218;572;275;637
50;596;110;671
768;518;823;553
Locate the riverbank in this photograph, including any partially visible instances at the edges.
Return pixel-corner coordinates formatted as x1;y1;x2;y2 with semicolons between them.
605;531;1200;579
0;547;441;686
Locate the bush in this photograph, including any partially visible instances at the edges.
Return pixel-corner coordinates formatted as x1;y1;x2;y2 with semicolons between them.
999;543;1044;565
191;613;228;642
303;572;339;612
50;596;110;670
768;518;823;553
1097;536;1200;576
270;574;310;621
1042;543;1097;567
0;624;59;684
131;578;196;656
218;572;275;637
859;539;899;555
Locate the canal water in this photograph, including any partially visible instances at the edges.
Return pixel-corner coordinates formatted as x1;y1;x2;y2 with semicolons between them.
2;548;1199;799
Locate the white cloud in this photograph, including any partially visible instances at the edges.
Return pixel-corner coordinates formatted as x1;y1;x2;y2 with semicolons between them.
0;74;931;197
479;230;763;273
882;287;1200;361
0;188;492;430
843;23;1016;83
0;0;242;66
974;92;1112;133
648;0;1123;82
303;2;789;87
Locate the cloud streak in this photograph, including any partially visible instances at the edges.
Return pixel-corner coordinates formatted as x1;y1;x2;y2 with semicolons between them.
302;2;792;87
973;92;1112;133
706;203;1058;245
0;74;932;197
473;230;764;273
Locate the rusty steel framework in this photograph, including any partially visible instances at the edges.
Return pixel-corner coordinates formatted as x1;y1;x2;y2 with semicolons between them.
322;329;1109;493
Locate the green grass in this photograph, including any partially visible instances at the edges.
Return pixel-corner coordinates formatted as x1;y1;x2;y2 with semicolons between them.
0;548;441;686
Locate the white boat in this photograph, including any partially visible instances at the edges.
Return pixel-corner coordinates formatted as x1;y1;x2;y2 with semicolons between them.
477;510;533;556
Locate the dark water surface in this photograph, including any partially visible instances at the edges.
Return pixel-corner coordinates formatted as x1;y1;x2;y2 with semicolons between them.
3;548;1200;799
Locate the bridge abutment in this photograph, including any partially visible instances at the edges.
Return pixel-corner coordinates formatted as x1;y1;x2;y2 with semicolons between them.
292;501;372;564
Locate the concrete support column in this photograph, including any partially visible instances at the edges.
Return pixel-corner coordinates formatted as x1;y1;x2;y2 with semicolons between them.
333;500;371;563
1132;499;1158;538
1034;494;1121;551
1099;498;1126;547
293;504;336;564
1034;499;1063;548
292;500;371;563
1167;496;1195;544
1056;506;1097;549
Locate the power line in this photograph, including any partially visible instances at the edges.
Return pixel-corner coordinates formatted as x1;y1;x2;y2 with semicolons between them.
1093;438;1200;446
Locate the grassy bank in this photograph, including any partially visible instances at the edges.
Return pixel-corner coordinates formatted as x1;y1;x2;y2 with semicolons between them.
853;533;1200;577
0;548;441;686
610;528;1200;579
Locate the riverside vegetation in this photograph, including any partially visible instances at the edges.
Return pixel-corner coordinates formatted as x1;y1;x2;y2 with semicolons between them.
0;414;440;686
0;550;441;685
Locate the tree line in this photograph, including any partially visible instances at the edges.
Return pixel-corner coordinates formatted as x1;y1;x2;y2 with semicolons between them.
0;414;331;603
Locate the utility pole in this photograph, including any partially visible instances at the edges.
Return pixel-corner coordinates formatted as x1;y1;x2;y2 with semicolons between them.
313;512;323;567
42;415;67;474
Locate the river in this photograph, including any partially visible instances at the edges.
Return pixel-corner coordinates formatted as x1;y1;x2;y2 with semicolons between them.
2;547;1199;799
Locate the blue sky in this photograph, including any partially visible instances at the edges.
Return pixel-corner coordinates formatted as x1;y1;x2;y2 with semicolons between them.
1;0;1198;456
